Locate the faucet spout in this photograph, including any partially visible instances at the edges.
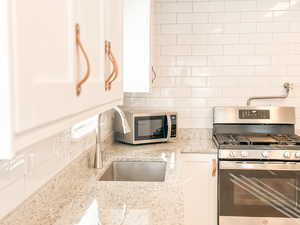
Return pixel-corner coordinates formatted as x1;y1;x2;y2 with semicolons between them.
113;106;131;134
94;106;131;169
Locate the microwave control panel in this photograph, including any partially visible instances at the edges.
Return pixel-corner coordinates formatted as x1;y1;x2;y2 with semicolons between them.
170;114;177;138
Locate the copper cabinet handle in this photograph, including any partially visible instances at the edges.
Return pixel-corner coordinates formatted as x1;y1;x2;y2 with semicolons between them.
152;66;157;84
75;24;90;96
105;40;119;91
212;159;217;177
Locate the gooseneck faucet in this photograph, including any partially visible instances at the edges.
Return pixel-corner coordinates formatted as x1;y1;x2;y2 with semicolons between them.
94;106;131;169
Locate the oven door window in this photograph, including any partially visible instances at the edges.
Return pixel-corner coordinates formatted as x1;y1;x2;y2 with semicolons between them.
134;116;168;141
219;164;300;218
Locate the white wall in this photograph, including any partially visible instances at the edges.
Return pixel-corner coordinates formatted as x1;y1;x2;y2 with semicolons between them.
125;0;300;128
0;111;113;220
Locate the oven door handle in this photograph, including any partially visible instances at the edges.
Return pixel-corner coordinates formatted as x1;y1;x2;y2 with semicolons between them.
220;161;300;171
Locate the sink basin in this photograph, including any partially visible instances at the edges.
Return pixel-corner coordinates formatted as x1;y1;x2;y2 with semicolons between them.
99;161;166;182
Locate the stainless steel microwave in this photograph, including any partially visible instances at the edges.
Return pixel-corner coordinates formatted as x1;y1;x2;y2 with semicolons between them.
114;109;177;144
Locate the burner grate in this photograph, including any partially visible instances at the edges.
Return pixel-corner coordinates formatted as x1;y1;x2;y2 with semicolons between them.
214;134;300;146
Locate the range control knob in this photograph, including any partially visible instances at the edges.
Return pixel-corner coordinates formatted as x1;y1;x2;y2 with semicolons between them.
283;152;291;159
261;151;269;158
241;151;248;157
295;152;300;158
230;151;236;157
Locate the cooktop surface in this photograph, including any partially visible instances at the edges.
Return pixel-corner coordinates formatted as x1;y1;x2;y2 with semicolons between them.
213;134;300;150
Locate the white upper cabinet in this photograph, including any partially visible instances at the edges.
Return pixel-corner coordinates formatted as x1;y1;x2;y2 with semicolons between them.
73;0;110;114
103;0;124;102
0;0;13;159
0;0;123;158
13;0;77;133
123;0;152;93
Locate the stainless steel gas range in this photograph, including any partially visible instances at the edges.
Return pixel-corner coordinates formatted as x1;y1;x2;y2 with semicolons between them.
213;106;300;225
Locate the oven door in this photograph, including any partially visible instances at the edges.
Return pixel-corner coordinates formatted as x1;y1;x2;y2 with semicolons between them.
134;115;169;143
219;161;300;225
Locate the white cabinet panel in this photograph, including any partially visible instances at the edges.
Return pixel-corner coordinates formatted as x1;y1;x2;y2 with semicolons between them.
103;0;124;103
181;154;217;225
0;0;13;158
74;0;106;112
12;0;76;132
0;0;124;158
123;0;151;93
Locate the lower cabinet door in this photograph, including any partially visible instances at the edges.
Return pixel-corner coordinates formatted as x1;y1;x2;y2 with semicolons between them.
181;154;218;225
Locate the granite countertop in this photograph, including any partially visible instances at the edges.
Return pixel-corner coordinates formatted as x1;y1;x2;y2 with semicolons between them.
53;141;216;225
1;138;217;225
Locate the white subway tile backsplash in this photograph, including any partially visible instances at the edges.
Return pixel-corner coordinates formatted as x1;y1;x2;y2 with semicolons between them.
153;77;177;87
239;33;273;44
177;56;208;66
176;77;207;87
158;66;192;77
273;33;300;42
177;34;207;45
156;56;177;65
161;45;192;56
192;45;223;55
154;13;177;24
194;2;225;12
257;22;290;32
177;13;208;24
159;3;193;13
192;88;220;97
207;34;239;44
255;65;287;76
209;13;241;23
257;0;290;11
154;34;177;46
125;0;300;130
208;56;239;66
192;66;224;76
224;45;255;55
239;55;271;65
241;12;273;22
290;22;300;32
222;66;255;76
224;23;257;33
161;88;192;97
193;24;224;34
161;24;192;34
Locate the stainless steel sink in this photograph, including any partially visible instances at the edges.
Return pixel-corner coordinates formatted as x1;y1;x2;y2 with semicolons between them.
99;161;166;182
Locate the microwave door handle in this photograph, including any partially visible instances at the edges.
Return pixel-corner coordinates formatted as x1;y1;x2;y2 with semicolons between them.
220;161;300;171
166;113;172;141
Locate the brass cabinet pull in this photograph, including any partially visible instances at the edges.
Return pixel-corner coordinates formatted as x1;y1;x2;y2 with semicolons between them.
105;40;119;91
152;66;157;84
212;159;217;177
75;24;90;96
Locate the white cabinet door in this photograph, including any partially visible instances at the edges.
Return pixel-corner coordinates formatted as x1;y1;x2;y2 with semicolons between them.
181;154;218;225
1;0;123;158
12;0;77;133
0;0;13;159
74;0;106;113
103;0;123;103
123;0;151;93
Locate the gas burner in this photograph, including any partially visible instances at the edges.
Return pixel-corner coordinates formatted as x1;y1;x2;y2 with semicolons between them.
214;134;300;147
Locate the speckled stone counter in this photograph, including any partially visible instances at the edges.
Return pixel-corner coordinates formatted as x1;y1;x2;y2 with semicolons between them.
0;130;216;225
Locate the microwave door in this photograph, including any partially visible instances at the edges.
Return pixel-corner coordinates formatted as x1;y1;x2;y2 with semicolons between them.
134;115;168;142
